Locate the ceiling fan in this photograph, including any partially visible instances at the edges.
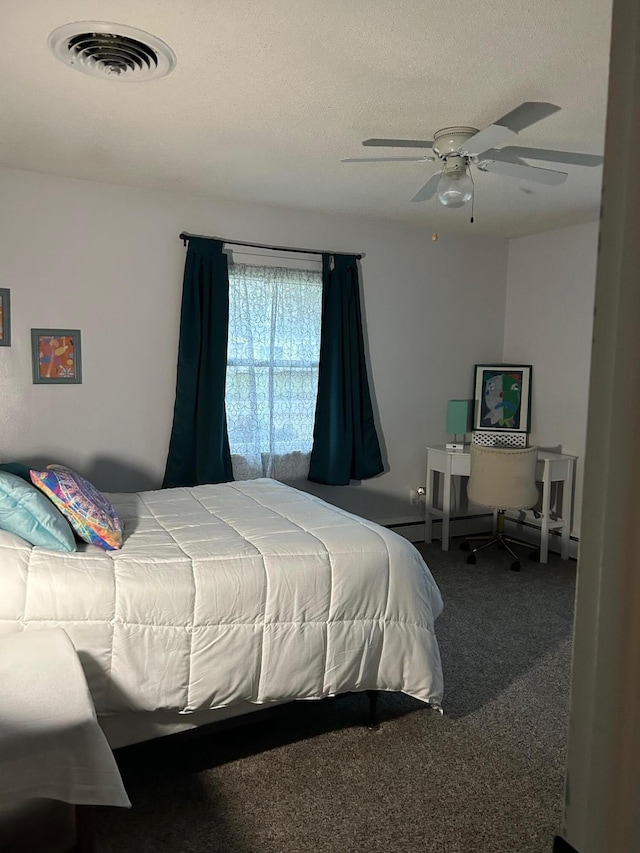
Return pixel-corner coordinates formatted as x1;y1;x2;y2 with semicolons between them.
342;102;603;211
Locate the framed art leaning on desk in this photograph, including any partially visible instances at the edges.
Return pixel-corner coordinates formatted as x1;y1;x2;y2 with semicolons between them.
473;364;532;435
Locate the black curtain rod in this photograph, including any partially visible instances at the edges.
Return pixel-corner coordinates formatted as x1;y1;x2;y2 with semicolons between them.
179;232;363;259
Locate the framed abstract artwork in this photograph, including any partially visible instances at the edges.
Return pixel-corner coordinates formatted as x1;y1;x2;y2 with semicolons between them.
473;363;532;433
31;329;82;384
0;289;10;347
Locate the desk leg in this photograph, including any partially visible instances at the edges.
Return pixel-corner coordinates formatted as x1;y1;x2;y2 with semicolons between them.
442;462;452;551
425;468;433;544
560;461;574;560
540;462;551;565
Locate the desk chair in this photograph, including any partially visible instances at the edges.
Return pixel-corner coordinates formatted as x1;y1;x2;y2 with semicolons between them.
460;443;539;572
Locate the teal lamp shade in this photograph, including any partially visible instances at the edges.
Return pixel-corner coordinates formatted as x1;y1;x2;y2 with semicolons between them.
446;400;471;435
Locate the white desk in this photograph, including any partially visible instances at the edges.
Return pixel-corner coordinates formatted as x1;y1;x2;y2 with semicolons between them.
425;445;576;563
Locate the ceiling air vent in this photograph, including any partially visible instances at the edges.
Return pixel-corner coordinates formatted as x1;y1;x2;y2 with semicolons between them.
48;22;176;82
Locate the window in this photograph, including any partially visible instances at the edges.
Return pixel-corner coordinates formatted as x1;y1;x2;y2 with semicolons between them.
225;262;322;480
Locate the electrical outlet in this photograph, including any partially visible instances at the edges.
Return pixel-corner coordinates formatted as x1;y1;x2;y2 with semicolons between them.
409;489;420;505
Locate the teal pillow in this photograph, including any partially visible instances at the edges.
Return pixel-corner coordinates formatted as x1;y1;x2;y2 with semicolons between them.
0;462;33;483
0;471;77;552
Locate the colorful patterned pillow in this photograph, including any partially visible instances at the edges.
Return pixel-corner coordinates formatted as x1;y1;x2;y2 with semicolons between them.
30;465;123;550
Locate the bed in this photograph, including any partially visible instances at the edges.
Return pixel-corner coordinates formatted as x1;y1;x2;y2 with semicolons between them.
0;478;444;748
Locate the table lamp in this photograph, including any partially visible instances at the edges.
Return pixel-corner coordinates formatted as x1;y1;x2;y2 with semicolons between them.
446;399;472;451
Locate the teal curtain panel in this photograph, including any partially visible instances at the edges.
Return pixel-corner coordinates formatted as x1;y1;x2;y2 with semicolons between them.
163;237;233;487
308;254;383;485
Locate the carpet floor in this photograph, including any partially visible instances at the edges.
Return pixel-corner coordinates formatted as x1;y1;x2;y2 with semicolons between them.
95;539;575;853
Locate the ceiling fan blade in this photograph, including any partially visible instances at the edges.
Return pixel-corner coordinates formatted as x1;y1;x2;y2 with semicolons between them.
462;124;518;156
474;148;532;166
362;138;434;149
478;159;568;186
493;101;561;133
411;173;441;202
341;156;434;162
493;145;603;167
463;102;563;156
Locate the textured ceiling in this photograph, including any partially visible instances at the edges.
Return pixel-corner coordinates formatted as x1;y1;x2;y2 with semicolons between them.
0;0;612;236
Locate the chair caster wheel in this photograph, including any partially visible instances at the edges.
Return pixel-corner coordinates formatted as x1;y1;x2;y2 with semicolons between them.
460;541;470;552
466;554;476;565
510;561;521;572
529;551;540;562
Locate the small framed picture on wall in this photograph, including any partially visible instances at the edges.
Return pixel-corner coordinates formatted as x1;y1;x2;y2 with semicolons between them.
473;363;532;433
0;289;10;347
31;329;82;384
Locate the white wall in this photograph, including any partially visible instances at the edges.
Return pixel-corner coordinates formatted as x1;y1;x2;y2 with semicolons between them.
0;166;508;521
504;221;599;537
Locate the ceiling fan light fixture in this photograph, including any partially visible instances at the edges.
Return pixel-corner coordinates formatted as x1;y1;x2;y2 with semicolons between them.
437;157;473;208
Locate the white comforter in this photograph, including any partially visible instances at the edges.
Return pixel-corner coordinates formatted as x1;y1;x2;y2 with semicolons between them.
0;479;443;715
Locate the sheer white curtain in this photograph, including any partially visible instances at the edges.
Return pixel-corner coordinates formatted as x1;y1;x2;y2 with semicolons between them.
225;262;322;481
